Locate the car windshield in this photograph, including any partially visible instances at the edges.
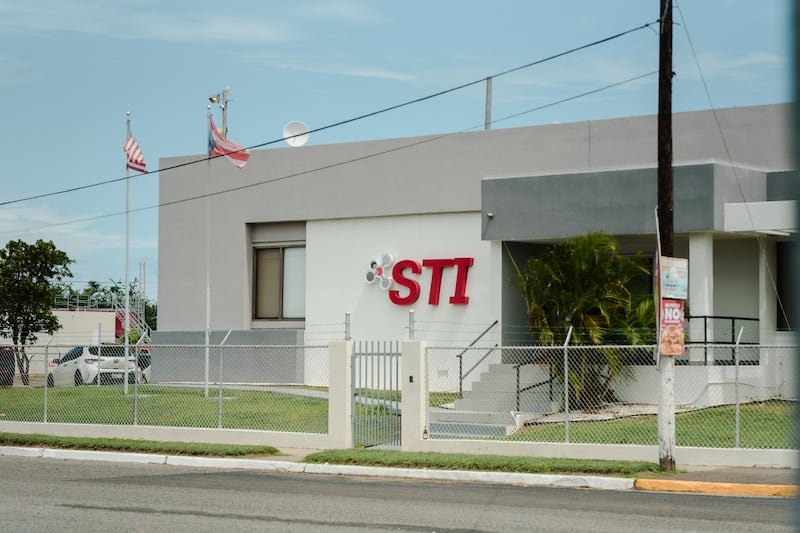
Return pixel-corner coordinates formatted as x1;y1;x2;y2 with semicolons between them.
88;346;128;357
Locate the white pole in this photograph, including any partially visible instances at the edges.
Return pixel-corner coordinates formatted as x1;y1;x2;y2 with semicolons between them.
563;326;573;443
658;354;676;468
484;76;492;130
204;107;212;398
221;86;229;138
218;329;232;428
734;326;744;448
655;207;676;470
139;260;146;338
124;113;131;395
96;323;102;387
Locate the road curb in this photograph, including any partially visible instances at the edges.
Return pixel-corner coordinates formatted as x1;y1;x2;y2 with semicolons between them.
634;478;799;497
0;446;634;491
301;462;635;491
2;446;795;496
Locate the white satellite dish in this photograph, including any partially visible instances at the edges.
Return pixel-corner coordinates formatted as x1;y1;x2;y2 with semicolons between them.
283;121;309;147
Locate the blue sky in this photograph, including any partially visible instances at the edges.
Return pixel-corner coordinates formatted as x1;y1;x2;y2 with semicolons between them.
0;0;791;300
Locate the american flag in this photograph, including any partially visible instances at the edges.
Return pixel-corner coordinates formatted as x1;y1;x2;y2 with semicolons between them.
123;136;147;173
208;117;250;168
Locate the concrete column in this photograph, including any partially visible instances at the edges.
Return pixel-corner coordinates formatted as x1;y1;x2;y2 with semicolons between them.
689;233;714;362
758;238;776;344
328;341;353;449
401;340;428;452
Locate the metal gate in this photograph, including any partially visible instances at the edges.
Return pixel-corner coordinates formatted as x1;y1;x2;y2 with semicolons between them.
352;341;401;448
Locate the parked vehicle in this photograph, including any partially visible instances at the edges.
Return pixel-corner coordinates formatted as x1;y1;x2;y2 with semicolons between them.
0;347;15;387
137;350;152;384
47;345;136;387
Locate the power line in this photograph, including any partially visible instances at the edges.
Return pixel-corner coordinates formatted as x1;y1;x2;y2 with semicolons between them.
0;20;657;209
675;2;792;330
0;70;659;239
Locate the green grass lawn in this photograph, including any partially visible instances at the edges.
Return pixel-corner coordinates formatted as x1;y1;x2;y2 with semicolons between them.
1;385;794;449
505;400;796;449
0;385;328;433
304;449;662;477
0;432;665;475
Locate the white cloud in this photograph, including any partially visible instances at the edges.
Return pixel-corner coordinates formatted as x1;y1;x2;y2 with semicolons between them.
680;51;787;81
243;53;414;81
0;203;154;260
296;0;386;24
0;1;297;45
0;203;157;294
0;53;36;85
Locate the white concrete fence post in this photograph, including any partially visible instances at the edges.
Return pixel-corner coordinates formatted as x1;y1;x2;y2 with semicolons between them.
401;340;427;452
328;341;353;449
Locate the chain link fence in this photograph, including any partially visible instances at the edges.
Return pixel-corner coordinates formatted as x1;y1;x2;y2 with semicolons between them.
2;339;796;451
428;344;798;450
0;343;329;433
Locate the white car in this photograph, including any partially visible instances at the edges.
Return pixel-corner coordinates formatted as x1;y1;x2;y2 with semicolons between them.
47;345;136;387
137;351;152;384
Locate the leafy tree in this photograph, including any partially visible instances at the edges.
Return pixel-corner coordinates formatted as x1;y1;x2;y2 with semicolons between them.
511;232;654;409
142;298;157;332
0;239;73;385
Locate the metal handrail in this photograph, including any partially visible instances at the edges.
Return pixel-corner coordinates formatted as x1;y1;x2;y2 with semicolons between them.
515;370;554;412
514;327;572;417
456;320;499;397
686;315;759;364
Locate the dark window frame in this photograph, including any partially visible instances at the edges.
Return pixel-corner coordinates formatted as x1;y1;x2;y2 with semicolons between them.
253;245;305;321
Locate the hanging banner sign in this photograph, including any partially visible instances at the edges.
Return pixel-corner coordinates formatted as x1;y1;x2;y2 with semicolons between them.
659;299;685;356
660;256;688;300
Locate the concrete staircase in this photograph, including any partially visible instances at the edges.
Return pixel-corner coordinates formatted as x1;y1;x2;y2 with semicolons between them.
429;363;557;438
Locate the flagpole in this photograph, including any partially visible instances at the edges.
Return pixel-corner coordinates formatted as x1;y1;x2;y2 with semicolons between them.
124;112;132;395
204;106;212;398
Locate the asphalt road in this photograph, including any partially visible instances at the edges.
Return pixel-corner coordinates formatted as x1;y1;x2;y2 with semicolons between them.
0;456;794;532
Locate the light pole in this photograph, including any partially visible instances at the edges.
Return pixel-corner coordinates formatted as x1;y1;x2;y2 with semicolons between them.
209;87;229;137
203;86;229;397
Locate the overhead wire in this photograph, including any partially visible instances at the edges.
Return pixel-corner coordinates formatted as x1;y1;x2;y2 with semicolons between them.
675;2;792;330
0;70;659;239
0;19;658;209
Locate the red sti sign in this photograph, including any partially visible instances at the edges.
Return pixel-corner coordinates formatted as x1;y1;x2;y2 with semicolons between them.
366;255;474;306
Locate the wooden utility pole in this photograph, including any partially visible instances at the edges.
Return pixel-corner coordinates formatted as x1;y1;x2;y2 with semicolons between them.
657;0;676;472
658;0;674;257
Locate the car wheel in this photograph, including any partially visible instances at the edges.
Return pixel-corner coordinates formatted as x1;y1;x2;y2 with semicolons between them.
74;370;84;386
47;374;54;388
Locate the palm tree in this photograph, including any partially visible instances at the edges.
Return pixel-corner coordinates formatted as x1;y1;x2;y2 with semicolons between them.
510;232;654;409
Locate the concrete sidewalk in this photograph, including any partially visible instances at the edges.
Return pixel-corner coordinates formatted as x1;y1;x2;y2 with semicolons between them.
1;445;797;497
635;465;799;497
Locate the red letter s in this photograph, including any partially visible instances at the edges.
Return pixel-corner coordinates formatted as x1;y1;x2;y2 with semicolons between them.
390;260;421;305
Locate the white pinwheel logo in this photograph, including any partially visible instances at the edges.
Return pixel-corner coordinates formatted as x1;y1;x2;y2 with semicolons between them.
365;253;394;290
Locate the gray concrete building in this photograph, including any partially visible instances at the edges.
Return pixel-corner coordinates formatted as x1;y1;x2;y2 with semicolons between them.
157;103;795;350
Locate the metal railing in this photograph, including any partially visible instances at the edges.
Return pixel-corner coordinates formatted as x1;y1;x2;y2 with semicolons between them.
455;320;498;398
685;315;759;365
427;342;797;449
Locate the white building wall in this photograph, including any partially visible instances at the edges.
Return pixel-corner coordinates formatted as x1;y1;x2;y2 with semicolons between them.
616;358;798;406
305;212;500;343
303;212;502;387
0;310;118;379
713;239;760;344
50;310;117;346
